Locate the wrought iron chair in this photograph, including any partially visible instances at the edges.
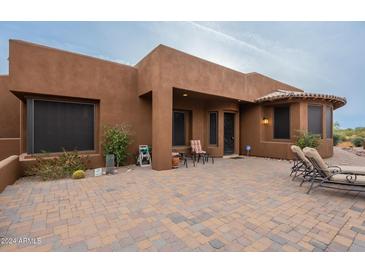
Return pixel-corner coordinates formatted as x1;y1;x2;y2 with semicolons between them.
304;147;365;194
190;140;214;165
290;145;313;183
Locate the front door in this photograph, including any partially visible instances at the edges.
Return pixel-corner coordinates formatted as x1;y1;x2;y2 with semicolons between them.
224;113;235;155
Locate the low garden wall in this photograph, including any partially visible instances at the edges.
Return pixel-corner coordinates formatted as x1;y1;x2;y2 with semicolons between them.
0;155;22;193
19;153;103;171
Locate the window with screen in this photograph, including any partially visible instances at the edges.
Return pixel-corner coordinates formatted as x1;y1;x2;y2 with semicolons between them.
274;106;290;139
209;112;218;145
173;111;186;146
27;99;95;153
326;106;333;138
308;105;323;137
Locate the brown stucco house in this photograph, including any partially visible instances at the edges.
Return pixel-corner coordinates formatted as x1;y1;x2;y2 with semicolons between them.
0;40;346;172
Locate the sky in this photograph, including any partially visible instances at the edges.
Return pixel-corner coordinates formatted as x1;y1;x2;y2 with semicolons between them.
0;21;364;128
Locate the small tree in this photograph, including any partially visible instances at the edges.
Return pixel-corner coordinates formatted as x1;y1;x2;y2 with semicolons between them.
295;130;320;149
103;124;133;166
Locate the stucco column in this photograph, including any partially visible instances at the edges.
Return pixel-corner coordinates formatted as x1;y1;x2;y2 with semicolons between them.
152;87;172;170
298;101;308;132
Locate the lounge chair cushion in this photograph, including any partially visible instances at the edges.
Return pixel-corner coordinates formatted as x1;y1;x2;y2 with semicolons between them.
337;166;365;176
330;174;365;184
303;147;331;177
291;145;311;168
304;147;365;177
190;140;206;154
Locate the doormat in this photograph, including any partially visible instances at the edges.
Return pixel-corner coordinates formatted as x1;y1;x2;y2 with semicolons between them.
230;156;245;159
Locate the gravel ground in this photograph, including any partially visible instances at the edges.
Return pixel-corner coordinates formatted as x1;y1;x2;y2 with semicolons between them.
327;147;365;166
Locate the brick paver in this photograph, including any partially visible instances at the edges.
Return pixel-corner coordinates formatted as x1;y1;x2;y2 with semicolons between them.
1;150;365;251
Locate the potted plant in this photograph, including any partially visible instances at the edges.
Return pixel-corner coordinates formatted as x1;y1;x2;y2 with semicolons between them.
172;152;180;168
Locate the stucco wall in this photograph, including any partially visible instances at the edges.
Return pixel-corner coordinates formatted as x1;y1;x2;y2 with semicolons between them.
0;139;20;161
8;40;152;167
240;101;334;159
0;155;22;193
0;76;20;138
135;44;305;169
3;40;335;172
245;72;303;99
0;75;20;160
137;45;303;101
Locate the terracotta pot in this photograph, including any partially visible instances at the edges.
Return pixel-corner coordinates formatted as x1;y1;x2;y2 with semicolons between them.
172;157;180;168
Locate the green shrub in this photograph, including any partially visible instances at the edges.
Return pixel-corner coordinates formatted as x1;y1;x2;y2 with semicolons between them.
26;150;87;181
103;124;133;166
352;137;364;147
333;134;342;146
72;170;86;179
295;131;320;149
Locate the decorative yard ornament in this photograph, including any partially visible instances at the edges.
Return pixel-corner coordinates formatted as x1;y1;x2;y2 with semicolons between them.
137;145;151;167
94;168;102;177
245;145;251;156
105;154;115;174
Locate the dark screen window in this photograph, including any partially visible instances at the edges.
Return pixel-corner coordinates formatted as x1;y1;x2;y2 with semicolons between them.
308;105;323;137
209;112;218;145
326;106;333;138
29;100;95;153
173;111;185;146
274;106;290;139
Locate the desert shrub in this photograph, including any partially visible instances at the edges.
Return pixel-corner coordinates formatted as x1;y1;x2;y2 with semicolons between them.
103;124;133;166
72;170;86;179
25;156;65;181
58;150;86;176
333;134;342;146
295;131;320;149
352;137;364;147
26;150;87;181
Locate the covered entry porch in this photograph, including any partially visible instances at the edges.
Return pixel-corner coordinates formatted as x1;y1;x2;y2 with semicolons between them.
150;87;247;170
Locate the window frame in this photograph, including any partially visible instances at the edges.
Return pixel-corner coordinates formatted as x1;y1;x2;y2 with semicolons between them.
273;105;291;140
208;111;218;146
172;110;187;146
26;97;96;154
308;104;323;138
326;105;333;139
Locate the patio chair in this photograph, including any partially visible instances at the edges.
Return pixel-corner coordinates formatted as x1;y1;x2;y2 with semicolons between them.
303;147;365;176
303;147;365;194
291;146;365;185
290;145;313;182
190;140;214;164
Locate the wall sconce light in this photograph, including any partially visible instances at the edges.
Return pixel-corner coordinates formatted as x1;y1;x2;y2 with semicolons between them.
183;93;188;97
263;117;269;125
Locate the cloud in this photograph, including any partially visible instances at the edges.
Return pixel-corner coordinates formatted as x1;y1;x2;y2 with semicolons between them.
188;22;276;59
184;22;333;90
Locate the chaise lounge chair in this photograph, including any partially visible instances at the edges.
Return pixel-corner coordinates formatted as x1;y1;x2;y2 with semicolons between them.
303;147;365;194
290;145;365;183
290;145;313;182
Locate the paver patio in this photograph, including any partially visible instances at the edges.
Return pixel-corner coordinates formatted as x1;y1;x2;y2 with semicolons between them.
1;148;365;252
